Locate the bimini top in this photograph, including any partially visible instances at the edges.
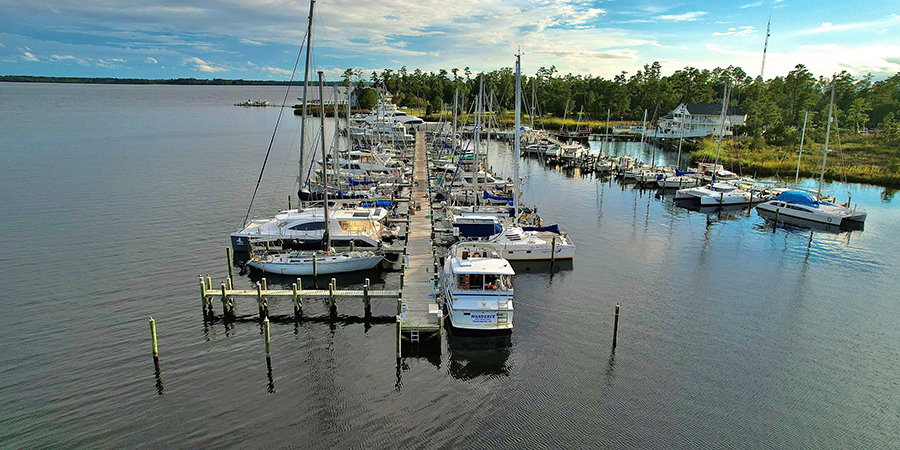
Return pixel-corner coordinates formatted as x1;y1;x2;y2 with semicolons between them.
774;191;834;208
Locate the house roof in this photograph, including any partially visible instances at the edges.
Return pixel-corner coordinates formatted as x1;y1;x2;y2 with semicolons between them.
684;103;744;116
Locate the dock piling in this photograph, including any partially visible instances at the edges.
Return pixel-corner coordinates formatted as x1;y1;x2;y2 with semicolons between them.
773;209;779;232
199;276;208;316
226;247;233;279
292;283;300;317
363;278;371;313
256;282;265;319
149;317;159;358
312;256;318;283
221;282;228;318
264;317;271;356
329;278;336;313
612;303;620;349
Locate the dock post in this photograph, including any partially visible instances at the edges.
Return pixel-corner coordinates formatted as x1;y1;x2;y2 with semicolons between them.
149;317;159;358
296;277;303;317
288;194;292;210
199;276;208;316
264;317;271;357
329;278;336;314
226;247;233;279
396;314;402;358
551;236;557;267
612;303;620;349
220;282;228;319
256;282;265;319
292;283;300;317
349;240;355;252
773;209;779;232
312;256;318;284
363;278;371;314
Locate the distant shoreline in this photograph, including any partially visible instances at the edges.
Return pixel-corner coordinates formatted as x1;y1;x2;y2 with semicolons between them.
0;75;298;86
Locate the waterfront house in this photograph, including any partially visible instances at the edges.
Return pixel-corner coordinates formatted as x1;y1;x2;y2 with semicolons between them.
651;103;746;139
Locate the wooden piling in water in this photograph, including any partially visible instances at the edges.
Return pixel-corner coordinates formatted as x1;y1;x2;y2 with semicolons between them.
612;303;620;349
199;276;208;315
292;283;300;317
149;317;159;357
363;278;371;313
256;282;264;319
773;208;779;232
396;314;402;358
329;278;336;312
312;256;318;283
221;282;228;318
264;317;271;356
226;247;233;279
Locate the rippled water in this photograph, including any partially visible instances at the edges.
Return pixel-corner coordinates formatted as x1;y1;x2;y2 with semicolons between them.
2;82;899;449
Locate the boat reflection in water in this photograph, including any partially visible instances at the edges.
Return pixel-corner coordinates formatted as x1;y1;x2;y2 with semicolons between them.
675;201;752;220
756;208;863;233
446;328;512;380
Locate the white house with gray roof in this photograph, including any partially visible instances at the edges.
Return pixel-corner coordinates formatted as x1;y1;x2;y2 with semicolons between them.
648;103;746;139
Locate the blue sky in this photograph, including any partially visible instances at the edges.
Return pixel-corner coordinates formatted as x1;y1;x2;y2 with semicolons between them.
1;1;898;81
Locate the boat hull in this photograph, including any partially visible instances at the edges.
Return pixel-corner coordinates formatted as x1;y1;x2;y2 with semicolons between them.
247;254;383;275
445;290;514;331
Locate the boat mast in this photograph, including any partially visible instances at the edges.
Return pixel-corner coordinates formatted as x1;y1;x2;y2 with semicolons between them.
476;74;483;206
298;0;315;194
639;109;647;161
818;81;835;201
514;51;522;224
676;108;686;171
713;82;730;177
318;71;331;251
452;89;459;150
795;110;808;186
333;85;341;193
604;108;610;156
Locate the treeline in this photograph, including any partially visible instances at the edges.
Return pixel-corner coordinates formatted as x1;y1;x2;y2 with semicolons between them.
0;75;293;85
344;63;900;147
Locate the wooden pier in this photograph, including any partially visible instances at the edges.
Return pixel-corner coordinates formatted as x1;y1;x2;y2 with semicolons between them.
398;130;443;345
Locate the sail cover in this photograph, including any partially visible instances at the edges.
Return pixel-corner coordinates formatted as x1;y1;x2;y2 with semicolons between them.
483;190;514;202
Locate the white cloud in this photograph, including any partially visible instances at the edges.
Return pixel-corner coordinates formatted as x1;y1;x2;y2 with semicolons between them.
740;1;764;8
21;51;38;61
239;38;265;46
796;15;900;36
145;57;158;64
260;65;291;75
713;26;758;37
184;56;230;72
655;11;707;22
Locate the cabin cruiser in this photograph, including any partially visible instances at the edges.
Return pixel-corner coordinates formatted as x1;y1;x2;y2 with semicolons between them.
487;225;575;261
231;207;391;252
441;242;515;331
350;102;424;127
755;190;866;227
674;182;765;206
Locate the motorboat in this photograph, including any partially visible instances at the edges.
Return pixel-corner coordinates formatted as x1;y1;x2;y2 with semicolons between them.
440;242;515;331
674;182;765;206
487;225;575;261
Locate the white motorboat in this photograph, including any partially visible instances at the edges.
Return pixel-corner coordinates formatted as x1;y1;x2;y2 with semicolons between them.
674;182;764;206
441;242;515;331
487;225;575;261
247;250;382;275
656;173;701;189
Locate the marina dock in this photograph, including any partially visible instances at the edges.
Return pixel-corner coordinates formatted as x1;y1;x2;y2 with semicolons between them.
398;130;443;343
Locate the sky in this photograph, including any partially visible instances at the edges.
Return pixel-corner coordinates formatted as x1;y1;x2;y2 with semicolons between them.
1;0;898;81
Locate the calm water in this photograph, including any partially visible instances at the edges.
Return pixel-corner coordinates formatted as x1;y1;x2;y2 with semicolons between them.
2;82;899;449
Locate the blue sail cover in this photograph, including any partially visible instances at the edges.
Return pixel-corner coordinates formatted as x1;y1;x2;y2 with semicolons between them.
522;224;561;234
348;177;377;186
675;169;696;176
775;190;832;208
483;190;514;202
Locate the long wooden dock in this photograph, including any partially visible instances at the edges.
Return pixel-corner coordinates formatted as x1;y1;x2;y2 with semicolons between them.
398;130;442;343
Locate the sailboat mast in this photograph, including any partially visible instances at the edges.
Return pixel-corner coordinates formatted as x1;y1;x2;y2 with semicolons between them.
713;83;730;174
818;82;835;201
795;110;808;186
452;89;458;150
476;74;483;205
298;0;315;192
604;108;610;155
639;109;647;159
318;71;331;250
676;109;685;171
514;52;522;224
333;85;341;193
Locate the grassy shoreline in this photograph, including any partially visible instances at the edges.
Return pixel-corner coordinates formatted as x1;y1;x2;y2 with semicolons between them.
688;137;900;188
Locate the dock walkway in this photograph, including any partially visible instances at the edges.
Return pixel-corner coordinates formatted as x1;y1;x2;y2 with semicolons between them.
399;130;442;342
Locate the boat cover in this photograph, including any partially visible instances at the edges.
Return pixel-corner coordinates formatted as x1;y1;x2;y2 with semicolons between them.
775;190;835;208
483;190;514;202
522;224;561;234
348;177;377;186
675;169;697;176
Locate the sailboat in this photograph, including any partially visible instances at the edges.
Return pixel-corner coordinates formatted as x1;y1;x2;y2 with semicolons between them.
755;81;867;228
485;53;576;261
248;72;384;275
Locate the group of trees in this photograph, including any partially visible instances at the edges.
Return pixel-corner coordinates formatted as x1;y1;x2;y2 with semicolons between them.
343;63;900;147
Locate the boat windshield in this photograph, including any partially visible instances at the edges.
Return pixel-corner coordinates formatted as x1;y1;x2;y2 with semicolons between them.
456;274;512;291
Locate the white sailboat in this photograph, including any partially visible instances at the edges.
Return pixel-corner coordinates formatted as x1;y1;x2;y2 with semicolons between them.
247;25;383;275
756;82;867;227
